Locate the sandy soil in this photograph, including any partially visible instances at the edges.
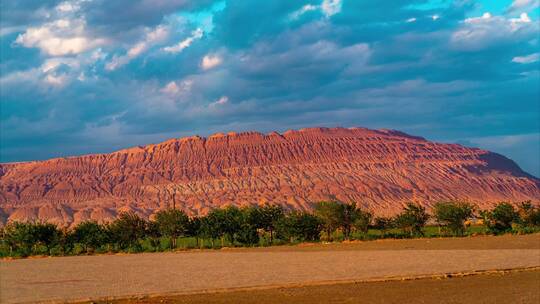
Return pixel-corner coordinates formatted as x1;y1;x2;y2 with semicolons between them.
1;234;539;304
113;270;540;304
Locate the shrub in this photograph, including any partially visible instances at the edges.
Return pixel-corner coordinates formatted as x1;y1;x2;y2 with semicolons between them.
372;217;394;237
108;212;148;249
314;201;344;241
517;201;540;228
154;209;189;249
433;202;474;236
72;221;108;253
276;211;322;242
395;203;429;237
481;202;520;234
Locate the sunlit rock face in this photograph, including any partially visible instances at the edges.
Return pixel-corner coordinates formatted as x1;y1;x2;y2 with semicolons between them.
1;127;538;227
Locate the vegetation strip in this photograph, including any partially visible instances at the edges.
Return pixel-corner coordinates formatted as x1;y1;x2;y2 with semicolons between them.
74;266;540;304
2;201;539;258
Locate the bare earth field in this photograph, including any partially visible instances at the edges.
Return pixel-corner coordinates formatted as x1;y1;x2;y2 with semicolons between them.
1;234;539;304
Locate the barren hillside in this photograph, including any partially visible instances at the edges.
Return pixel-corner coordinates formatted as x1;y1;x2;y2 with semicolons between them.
1;127;538;226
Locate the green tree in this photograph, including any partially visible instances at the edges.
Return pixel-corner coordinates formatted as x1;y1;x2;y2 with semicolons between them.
373;217;394;237
517;201;540;227
1;222;60;256
481;202;520;234
433;202;474;236
257;205;284;243
276;211;322;242
72;221;108;253
314;201;344;241
395;203;429;237
352;208;373;235
108;212;148;250
154;209;189;249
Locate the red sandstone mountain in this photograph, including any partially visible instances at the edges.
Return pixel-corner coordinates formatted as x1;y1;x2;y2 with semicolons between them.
0;127;539;226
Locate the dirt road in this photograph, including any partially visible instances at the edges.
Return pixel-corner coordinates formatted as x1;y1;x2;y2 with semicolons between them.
1;234;540;303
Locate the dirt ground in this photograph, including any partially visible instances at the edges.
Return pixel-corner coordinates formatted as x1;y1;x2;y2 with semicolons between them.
112;269;540;304
1;234;539;304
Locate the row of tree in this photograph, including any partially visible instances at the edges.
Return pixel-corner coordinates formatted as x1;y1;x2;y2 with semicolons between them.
1;201;539;257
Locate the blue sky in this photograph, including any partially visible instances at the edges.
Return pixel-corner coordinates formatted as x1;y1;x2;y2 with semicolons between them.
1;0;539;176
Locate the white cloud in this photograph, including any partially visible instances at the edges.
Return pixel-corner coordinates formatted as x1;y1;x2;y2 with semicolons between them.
211;96;229;106
290;0;341;20
290;4;318;19
321;0;342;17
451;12;536;51
162;28;203;53
15;18;105;56
431;14;440;21
406;17;417;23
106;25;169;71
509;0;540;12
160;79;193;96
512;52;540;63
201;54;222;70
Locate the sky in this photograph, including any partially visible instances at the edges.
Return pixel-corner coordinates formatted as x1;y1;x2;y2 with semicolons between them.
1;0;539;176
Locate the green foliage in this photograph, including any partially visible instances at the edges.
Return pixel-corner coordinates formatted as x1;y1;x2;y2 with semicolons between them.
314;201;345;241
108;212;148;249
372;217;394;236
517;201;540;227
154;209;189;248
72;221;108;253
1;222;61;256
433;202;474;236
276;211;322;242
247;205;284;243
481;202;520;234
352;207;373;235
395;203;429;237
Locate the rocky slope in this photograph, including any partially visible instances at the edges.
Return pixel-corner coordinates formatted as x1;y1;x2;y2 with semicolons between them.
1;127;538;226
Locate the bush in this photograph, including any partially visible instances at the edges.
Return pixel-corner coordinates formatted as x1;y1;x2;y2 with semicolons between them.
481;202;520;235
395;203;429;237
314;201;344;241
517;201;540;228
154;209;189;249
72;221;108;253
433;202;474;236
108;212;148;249
372;217;394;236
276;211;322;242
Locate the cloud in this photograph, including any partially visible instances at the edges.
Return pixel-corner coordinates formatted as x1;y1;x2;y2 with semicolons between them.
15;17;105;56
201;54;222;70
451;12;537;51
290;0;341;20
162;28;203;53
508;0;540;12
106;25;169;70
211;96;229;106
512;52;540;64
321;0;342;17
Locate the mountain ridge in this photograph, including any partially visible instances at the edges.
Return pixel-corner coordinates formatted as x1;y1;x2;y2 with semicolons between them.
1;126;538;226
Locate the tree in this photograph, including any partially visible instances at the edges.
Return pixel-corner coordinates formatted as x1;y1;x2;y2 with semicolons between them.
395;203;429;237
72;221;108;253
252;205;284;243
108;212;148;250
433;202;474;236
481;202;520;234
352;208;373;235
314;201;344;241
517;201;540;227
1;222;61;256
373;217;394;237
154;209;189;248
276;211;322;242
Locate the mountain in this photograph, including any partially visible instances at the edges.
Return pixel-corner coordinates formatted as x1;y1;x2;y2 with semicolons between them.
1;127;538;226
